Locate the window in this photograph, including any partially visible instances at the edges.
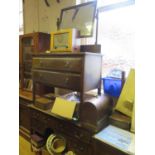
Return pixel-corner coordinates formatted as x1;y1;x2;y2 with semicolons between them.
19;0;24;34
98;4;135;76
77;0;135;76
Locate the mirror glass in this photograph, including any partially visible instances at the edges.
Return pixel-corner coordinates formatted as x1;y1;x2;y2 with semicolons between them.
60;2;96;38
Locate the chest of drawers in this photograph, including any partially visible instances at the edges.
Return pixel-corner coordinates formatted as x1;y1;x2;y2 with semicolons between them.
32;52;102;116
32;53;102;90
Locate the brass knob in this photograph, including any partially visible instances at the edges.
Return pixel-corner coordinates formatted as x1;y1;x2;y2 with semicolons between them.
39;60;43;66
65;77;69;84
39;74;43;78
79;147;84;151
65;61;70;67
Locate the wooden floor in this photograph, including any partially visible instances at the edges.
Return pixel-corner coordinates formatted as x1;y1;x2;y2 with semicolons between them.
19;135;50;155
19;135;35;155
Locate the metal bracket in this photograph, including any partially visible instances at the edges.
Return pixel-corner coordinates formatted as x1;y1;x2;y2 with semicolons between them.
44;0;50;7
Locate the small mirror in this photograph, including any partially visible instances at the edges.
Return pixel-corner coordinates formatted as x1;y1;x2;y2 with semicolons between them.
59;1;97;38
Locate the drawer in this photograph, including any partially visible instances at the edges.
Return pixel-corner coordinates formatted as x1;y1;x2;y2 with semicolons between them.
66;137;90;155
31;118;46;135
56;122;91;143
31;110;57;130
19;103;30;130
33;70;81;91
32;57;82;73
93;139;129;155
31;110;50;123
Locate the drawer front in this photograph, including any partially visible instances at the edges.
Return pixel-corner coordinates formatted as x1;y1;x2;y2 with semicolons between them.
19;103;30;130
32;57;82;73
93;140;129;155
31;118;46;134
31;109;57;132
33;70;81;91
68;141;89;155
56;121;91;144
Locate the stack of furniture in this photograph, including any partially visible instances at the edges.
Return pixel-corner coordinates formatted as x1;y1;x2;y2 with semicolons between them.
32;52;102;114
30;52;103;155
19;32;51;134
19;32;50;91
19;33;133;155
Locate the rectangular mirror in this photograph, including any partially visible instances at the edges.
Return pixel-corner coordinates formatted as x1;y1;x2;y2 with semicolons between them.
59;1;97;38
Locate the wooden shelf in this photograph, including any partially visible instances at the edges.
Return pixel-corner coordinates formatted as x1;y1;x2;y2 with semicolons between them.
19;89;33;101
19;32;50;90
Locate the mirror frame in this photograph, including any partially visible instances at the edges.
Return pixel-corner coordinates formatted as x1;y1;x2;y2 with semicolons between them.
59;1;97;38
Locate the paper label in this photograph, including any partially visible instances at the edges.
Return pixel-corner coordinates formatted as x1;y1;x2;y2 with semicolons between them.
51;97;76;119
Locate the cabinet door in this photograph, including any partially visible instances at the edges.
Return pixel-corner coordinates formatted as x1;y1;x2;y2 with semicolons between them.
93;140;129;155
19;103;30;131
64;136;92;155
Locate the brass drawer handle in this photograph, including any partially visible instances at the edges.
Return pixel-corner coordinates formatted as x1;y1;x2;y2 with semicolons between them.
38;74;44;80
65;61;70;67
39;60;48;67
65;78;69;84
39;60;43;66
79;146;84;151
39;60;49;67
39;74;43;78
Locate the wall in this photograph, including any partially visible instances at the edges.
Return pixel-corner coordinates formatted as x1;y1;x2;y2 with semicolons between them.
23;0;76;34
23;0;39;33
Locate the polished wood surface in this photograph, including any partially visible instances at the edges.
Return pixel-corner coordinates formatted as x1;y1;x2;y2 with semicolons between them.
80;95;113;132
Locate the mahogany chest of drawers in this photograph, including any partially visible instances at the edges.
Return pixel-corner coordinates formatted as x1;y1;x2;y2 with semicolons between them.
30;52;130;155
32;52;102;117
32;52;102;94
31;52;103;155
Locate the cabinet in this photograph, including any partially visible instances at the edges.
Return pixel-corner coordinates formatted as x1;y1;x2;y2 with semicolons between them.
19;98;31;131
93;139;130;155
31;52;102;155
19;32;50;91
32;52;102;118
29;105;93;155
19;32;51;131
